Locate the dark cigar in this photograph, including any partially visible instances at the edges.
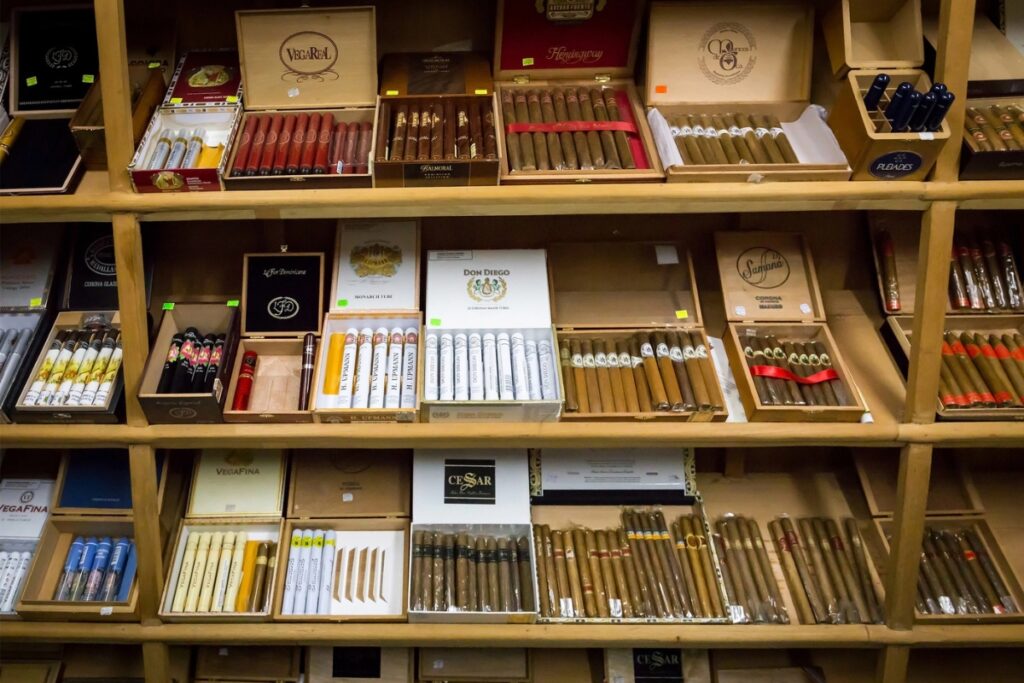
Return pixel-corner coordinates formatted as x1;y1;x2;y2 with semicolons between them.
389;105;407;162
998;241;1024;310
157;332;184;394
375;100;390;163
666;332;698;410
566;88;603;168
311;113;333;174
500;89;526;170
412;531;425;611
551;89;581;169
964;527;1018;613
521;91;549;169
355;121;372;174
537;89;566;170
981;238;1009;309
298;112;320;174
244;115;270;176
417;103;433;162
948;248;971;309
469;99;484;160
271;114;296;175
559;340;579;412
456;100;472;160
403;107;420;161
342;122;360;174
740;335;774;405
298;333;315;410
876;230;902;312
431;101;444;161
231;115;259;176
329;122;347;174
482;100;498;160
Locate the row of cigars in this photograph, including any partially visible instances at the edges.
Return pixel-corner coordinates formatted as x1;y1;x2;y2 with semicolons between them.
2;447;1020;627
8;0;1024;198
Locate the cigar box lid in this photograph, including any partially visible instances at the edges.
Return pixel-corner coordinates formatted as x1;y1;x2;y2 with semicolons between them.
547;241;702;329
412;449;531;525
854;450;983;517
425;249;552;330
0;225;59;311
0;478;55;540
493;0;643;81
645;1;814;107
419;648;529;682
62;224;153;312
186;449;286;518
163;50;243;109
241;252;325;338
714;231;825;323
235;6;377;111
380;52;493;98
332;220;420;313
307;646;412;683
53;450;167;517
195;646;301;681
287;449;411;519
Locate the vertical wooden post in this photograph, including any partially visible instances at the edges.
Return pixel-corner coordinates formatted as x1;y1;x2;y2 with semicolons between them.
884;444;933;630
904;202;956;423
876;646;910;683
112;213;150;426
129;444;164;624
142;642;172;683
93;0;135;192
931;0;976;182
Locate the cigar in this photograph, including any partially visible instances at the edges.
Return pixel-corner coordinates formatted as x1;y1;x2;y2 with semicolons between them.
298;112;320;174
782;341;821;407
875;230;902;312
779;517;828;623
801;518;845;623
517;536;534;612
618;528;648;617
734;113;772;164
646;512;689;617
592;340;619;412
271;114;296;175
603;89;636;168
969;333;1022;406
762;115;799;163
990;105;1024;148
342;121;360;174
400;106;419;162
964;108;999;151
610;340;641;412
455;533;470;611
551;89;581;169
230;115;259;176
735;517;779;622
482;100;498;160
474;536;490;612
766;335;805;405
431;533;445;611
441;534;455;611
845;519;883;623
918;572;941;615
968;241;998;309
637;334;671;410
537;90;567;170
624;512;669;617
942;339;985;406
375;101;390;162
666;332;698;410
980;238;1010;309
551;528;575;617
626;339;653;412
516;91;548;170
710;115;742;164
457;100;473;159
964;527;1018;613
918;542;953;615
567;529;595;617
712;532;744;621
933;528;983;614
748;517;789;623
687;115;720;165
500;89;527;171
748;336;787;405
579;340;603;413
584;88;621;168
507;536;521;610
600;340;628;412
416;102;433;162
312;113;334;174
559;340;579;412
281;112;307;174
496;537;514;612
750;114;786;163
638;512;683;617
812;341;850;406
697;114;729;164
671;116;705;165
991;335;1024;403
719;518;762;622
804;343;840;406
583;529;610;617
411;531;425;610
243;115;270;176
824;519;869;623
355;121;372;174
948;247;971;309
947;332;996;406
569;339;591;413
600;529;631;618
692;517;725;618
329;122;346;174
998;240;1024;310
534;527;552;617
740;335;775;405
939;530;992;613
770;519;813;624
567;87;604;167
674;519;706;618
429;101;444;161
389;104;407;162
923;530;969;614
465;535;478;612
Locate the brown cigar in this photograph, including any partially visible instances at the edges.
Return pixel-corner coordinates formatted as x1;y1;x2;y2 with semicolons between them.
764;114;799;163
388;105;407;162
516;90;548;169
626;339;653;412
649;512;690;617
692;517;724;618
549;528;573;617
782;341;821;407
601;529;631;618
485;537;501;612
664;331;697;410
674;332;708;409
876;230;902;312
779;517;827;623
444;99;457;161
455;533;470;611
593;340;620;412
813;341;850;406
948;247;971;309
927;529;976;614
500;89;527;170
403;107;420;161
734;517;777;622
990;105;1024;148
507;537;521;610
691;333;723;409
942;339;986;407
533;527;551;617
375;101;390;162
567;87;604;168
636;334;670;410
482;100;498;160
712;532;742;620
697;114;729;164
442;534;456;611
355;121;372;174
708;114;741;164
246;543;270;612
740;335;775;405
964;527;1018;613
803;343;840;406
800;519;843;623
538;89;568;169
969;333;1021;406
412;531;426;611
685;115;720;165
420;533;435;610
991;335;1024;402
550;89;580;169
601;341;628;412
750;336;789;405
718;519;760;621
624;512;668;617
431;533;446;611
651;333;683;410
603;89;636;168
560;531;585;617
570;339;591;413
845;519;883;623
569;529;598;617
579;339;603;413
466;535;478;612
635;512;683;616
416;103;433;161
747;517;788;623
750;114;786;163
589;89;622;169
824;519;869;623
517;536;534;613
618;528;649;617
770;519;814;624
669;115;703;165
230;114;259;176
469;99;484;160
717;114;753;163
472;536;487;611
559;340;579;412
947;332;996;406
940;530;992;613
583;529;610;618
734;113;772;163
675;518;706;618
496;537;514;612
765;335;805;405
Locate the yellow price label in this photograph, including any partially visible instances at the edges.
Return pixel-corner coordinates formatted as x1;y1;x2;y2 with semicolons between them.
675;310;688;320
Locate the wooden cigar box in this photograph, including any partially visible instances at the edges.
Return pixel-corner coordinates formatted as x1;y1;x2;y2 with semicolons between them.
312;220;422;423
0;661;62;683
223;7;378;189
529;447;729;624
715;231;867;422
822;0;923;77
307;647;412;683
222;252;324;423
272;450;410;622
418;648;530;682
159;450;286;622
138;303;241;424
548;241;726;422
644;1;851;183
605;648;711;683
491;0;663;184
128;50;243;193
374;53;500;188
195;646;300;682
959;96;1024;180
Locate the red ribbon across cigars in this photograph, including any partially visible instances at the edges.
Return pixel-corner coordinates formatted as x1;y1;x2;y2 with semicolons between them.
505;120;637;134
749;364;839;385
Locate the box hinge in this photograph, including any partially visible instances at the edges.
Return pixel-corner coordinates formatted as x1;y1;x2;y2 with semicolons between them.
513;75;530;85
594;73;611;83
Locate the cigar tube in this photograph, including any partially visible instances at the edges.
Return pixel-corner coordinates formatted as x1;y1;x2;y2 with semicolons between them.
932;529;981;613
389;104;407;162
550;89;581;169
282;112;308;174
679;331;713;409
624;339;653;412
719;519;760;622
538;90;567;169
550;528;574;617
482;102;498;160
499;90;527;171
257;114;283;175
559;341;579;412
230;115;259;175
803;343;839;406
782;341;819;406
582;529;610;617
801;519;845;622
747;518;788;623
600;530;630;618
767;335;805;405
780;517;828;623
937;530;990;613
971;333;1022;405
496;537;513;612
578;339;602;413
965;527;1018;613
648;513;689;617
563;530;591;617
641;334;674;409
297;112;320;174
567;87;605;168
638;513;684;616
980;239;1010;309
844;519;882;623
740;336;775;405
374;101;390;162
592;340;618;412
736;518;778;622
923;531;967;614
402;107;420;161
589;88;624;168
340;121;360;174
626;513;668;617
355;121;372;174
242;116;269;175
602;89;636;168
969;242;998;310
769;520;813;624
824;519;869;623
942;340;984;406
876;230;902;312
991;335;1024;402
812;341;849;406
942;530;993;613
947;332;996;405
271;114;296;174
675;519;706;618
454;533;470;610
419;103;434;161
618;528;648;617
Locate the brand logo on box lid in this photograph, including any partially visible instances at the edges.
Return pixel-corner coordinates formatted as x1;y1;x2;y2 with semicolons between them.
444;459;496;504
45;46;79;70
698;22;756;85
267;296;300;320
279;31;339;81
84;236;116;277
736;247;789;289
466;273;509;302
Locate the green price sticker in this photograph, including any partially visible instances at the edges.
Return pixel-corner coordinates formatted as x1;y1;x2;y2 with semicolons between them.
675;310;688;320
474;89;488;95
522;58;534;67
170;97;183;104
226;95;238;103
162;302;175;311
148;61;161;69
25;76;37;87
385;89;399;96
227;299;240;308
82;74;95;84
29;297;42;307
336;299;349;308
429;318;442;327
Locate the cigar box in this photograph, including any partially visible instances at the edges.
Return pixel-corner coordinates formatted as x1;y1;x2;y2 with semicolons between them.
421;249;562;423
307;647;412;683
63;225;153;312
604;648;712;683
12;310;124;424
195;646;300;681
374;52;500;187
128;50;243;193
159;450;286;622
223;252;324;424
0;662;61;683
409;449;539;623
532;649;602;683
313;220;422;423
223;7;378;190
138;302;242;424
491;0;663;184
273;450;410;622
530;447;730;624
0;227;59;423
715;231;867;422
418;648;530;682
855;450;982;519
53;450;169;517
0;478;55;617
548;241;727;421
959;97;1024;180
644;1;851;183
821;0;923;78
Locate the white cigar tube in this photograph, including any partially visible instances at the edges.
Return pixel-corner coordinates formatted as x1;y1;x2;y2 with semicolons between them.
38;340;77;406
305;529;325;615
184;532;211;612
538;338;558;400
352;328;374;409
66;339;101;406
319;531;336;615
400;327;419;409
469;333;484;400
336;328;359;409
424;334;439;401
197;532;223;612
0;554;14;608
368;327;389;409
282;529;303;615
483;332;499;400
80;341;114;406
223;531;247;613
211;532;235;612
22;341;64;406
384;328;404;408
511;332;530;400
497;332;514;400
525;339;542;400
171;532;199;612
52;337;90;405
92;341;122;406
454;333;469;401
439;333;455;401
294;529;314;614
1;553;30;613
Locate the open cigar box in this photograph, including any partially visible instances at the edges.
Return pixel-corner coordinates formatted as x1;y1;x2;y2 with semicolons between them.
272;450;410;622
128;50;243;193
223;252;324;424
312;220;422;423
0;475;55;620
223;7;378;189
644;1;850;183
195;646;300;682
408;449;539;623
856;451;1024;624
871;214;1024;421
548;241;726;422
419;649;530;682
308;647;412;683
15;451;174;622
491;0;662;184
159;450;286;622
822;0;923;77
605;649;712;683
374;52;500;187
529;447;729;624
715;231;866;422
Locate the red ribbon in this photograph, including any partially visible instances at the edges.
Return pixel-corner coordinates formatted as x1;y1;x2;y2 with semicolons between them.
506;120;638;134
749;364;839;385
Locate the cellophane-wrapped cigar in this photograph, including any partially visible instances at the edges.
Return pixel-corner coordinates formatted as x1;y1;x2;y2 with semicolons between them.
875;230;902;312
741;332;852;408
936;329;1024;410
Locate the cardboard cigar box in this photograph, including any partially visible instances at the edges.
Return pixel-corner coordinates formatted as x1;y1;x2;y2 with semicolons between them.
644;1;851;183
195;646;300;682
605;648;712;683
138;302;241;424
223;7;378;189
418;648;530;682
0;227;59;423
421;249;562;423
548;241;726;422
0;478;54;618
374;52;500;187
491;0;663;184
409;449;539;623
223;252;324;423
530;447;729;624
858;453;1024;624
822;0;923;77
312;220;422;423
14;452;171;621
128;50;243;193
307;647;412;683
715;231;867;422
159;450;286;622
273;450;410;622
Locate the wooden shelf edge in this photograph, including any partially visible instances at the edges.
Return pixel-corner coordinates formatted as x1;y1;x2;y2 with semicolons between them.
902;422;1024;447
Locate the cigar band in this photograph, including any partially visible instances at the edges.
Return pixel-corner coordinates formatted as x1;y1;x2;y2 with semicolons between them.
656;343;670;357
618;352;630;366
679;125;694;136
594;352;608;367
703;127;719;139
787;352;800;365
565;548;575;560
728;126;743;136
695;345;709;359
583;354;596;368
606;353;619;368
631;355;643;368
669;347;684;362
626;530;637;541
819;352;832;366
692;125;706;136
669;126;682;136
772;347;786;360
743;346;755;358
754;127;769;138
798;353;811;366
770;127;784;138
807;352;821;365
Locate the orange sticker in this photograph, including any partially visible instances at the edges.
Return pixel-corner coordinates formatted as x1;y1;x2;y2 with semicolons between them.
655;84;668;94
